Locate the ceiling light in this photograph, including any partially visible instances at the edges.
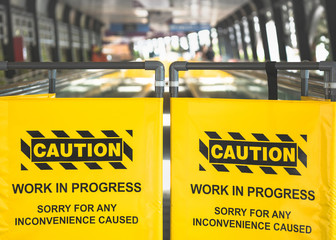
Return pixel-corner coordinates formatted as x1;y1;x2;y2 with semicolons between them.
134;9;148;17
117;86;143;92
199;85;238;92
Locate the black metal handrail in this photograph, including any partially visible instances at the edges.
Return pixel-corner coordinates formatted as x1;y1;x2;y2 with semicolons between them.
169;61;336;101
0;61;165;98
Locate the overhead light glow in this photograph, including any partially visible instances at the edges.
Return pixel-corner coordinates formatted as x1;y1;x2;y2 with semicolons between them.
163;113;170;127
163;160;170;192
62;85;91;93
134;9;148;18
198;77;234;85
199;85;238;92
117;86;143;92
248;86;264;92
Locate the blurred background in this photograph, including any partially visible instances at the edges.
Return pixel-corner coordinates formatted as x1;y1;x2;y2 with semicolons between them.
0;0;334;239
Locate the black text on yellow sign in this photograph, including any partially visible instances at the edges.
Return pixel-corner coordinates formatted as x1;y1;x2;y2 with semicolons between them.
32;139;122;162
209;141;297;166
21;130;133;170
199;131;307;175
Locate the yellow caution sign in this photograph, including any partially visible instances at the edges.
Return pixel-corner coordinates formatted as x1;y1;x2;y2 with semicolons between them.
0;98;162;239
171;98;336;240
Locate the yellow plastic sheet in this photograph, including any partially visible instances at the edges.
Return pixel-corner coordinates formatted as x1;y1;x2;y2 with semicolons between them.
185;69;232;79
0;98;162;240
171;98;336;240
301;96;330;101
0;93;56;99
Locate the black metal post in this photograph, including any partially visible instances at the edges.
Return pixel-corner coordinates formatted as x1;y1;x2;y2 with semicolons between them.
323;0;336;61
85;15;92;61
301;69;309;96
228;17;240;60
265;61;278;100
63;4;73;62
185;34;191;53
215;26;224;56
93;20;98;45
177;36;182;53
220;20;234;60
93;20;104;48
244;4;258;61
239;21;249;60
26;0;41;62
253;0;270;61
0;0;15;77
209;28;213;47
197;31;202;50
292;0;312;61
271;0;287;61
48;0;60;62
75;10;84;62
237;10;249;60
247;16;258;61
223;28;234;60
99;22;104;46
48;69;56;93
259;14;270;60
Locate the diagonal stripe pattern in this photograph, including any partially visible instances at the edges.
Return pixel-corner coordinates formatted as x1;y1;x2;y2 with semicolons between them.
260;167;277;175
284;167;301;176
21;164;28;171
126;130;133;137
212;164;229;172
199;164;206;171
301;135;307;142
276;134;293;142
228;132;245;140
102;130;119;138
52;130;69;138
252;133;269;141
277;133;307;175
27;131;44;138
77;131;94;138
199;140;208;160
35;163;52;170
85;162;102;170
237;165;253;173
110;162;127;169
123;142;133;161
60;163;77;170
21;139;30;159
298;147;307;167
205;131;221;139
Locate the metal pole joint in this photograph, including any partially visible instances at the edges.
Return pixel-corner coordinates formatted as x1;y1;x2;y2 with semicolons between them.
169;61;187;97
0;61;8;71
320;61;336;101
145;61;165;98
48;69;57;94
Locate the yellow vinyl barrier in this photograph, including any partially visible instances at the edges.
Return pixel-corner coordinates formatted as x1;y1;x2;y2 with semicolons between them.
185;69;232;79
0;93;56;98
171;98;336;240
123;69;154;78
301;96;330;101
0;98;162;240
